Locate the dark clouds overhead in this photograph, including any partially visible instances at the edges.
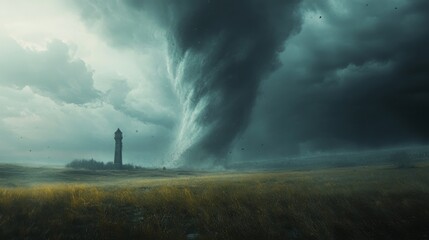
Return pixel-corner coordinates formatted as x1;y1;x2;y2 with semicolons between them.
73;0;429;166
237;0;429;159
77;0;303;166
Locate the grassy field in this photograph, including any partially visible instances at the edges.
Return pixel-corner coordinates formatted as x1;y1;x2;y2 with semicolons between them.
0;163;428;239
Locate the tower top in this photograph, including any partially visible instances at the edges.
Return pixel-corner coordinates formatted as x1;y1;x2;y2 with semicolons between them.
115;128;123;139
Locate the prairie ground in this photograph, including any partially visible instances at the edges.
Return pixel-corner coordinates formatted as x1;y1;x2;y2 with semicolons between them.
0;163;428;239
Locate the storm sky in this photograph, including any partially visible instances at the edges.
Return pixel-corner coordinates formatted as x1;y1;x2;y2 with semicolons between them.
0;0;428;167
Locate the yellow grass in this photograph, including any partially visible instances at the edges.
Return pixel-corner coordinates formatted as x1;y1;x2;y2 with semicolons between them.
0;164;429;239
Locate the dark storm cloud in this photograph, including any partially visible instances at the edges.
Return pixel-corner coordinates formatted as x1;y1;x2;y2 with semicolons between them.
75;0;429;166
76;0;303;166
238;0;429;159
0;36;100;104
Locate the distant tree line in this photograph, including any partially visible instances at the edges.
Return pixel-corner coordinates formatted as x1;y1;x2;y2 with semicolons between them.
66;159;143;170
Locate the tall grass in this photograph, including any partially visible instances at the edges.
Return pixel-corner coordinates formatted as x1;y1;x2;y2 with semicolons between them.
0;165;428;239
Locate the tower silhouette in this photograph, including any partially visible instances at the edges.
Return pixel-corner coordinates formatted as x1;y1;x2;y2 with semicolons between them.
114;128;123;167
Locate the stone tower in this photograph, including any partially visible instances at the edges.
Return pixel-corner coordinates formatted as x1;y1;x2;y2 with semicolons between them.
114;128;123;167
